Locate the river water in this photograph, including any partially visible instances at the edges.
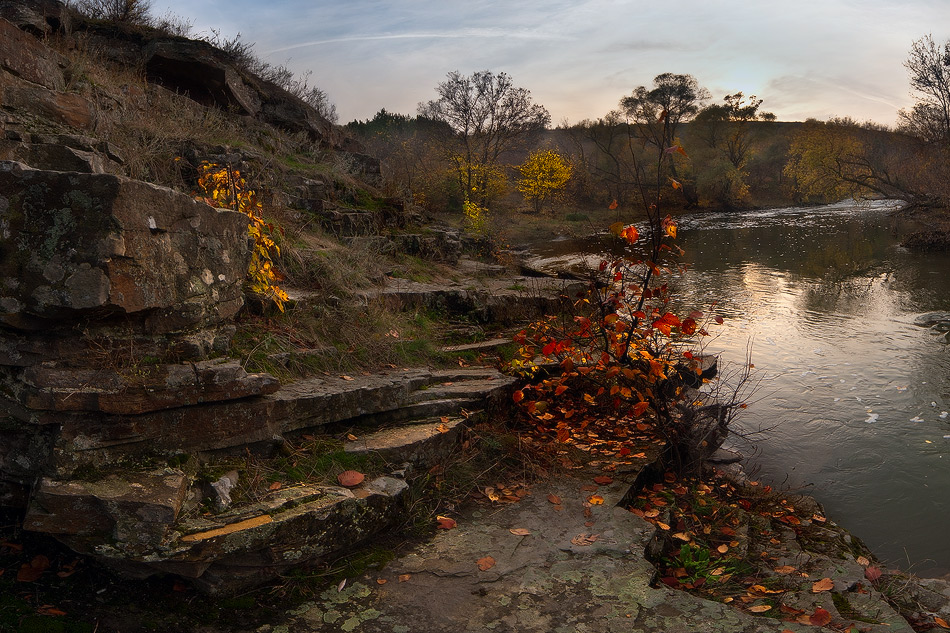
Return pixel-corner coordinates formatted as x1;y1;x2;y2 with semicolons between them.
523;200;950;576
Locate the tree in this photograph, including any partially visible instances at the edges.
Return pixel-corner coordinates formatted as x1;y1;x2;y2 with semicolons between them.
620;73;710;205
899;35;950;144
419;70;550;206
517;149;573;213
692;93;775;207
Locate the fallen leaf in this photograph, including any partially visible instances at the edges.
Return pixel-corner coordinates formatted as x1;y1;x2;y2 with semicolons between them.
717;544;729;554
509;528;531;536
477;556;496;571
269;482;282;490
547;494;562;505
864;566;882;581
376;578;388;585
773;565;797;575
337;470;365;487
748;605;772;613
17;555;50;582
811;577;834;593
655;521;670;531
341;375;354;381
346;433;358;441
37;605;67;617
809;607;832;626
935;616;950;629
581;484;599;492
587;494;605;505
856;555;870;566
672;532;691;542
436;423;450;433
436;516;457;530
571;533;599;546
398;574;411;582
593;476;613;485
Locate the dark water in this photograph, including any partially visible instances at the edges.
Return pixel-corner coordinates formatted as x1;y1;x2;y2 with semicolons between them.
525;200;950;575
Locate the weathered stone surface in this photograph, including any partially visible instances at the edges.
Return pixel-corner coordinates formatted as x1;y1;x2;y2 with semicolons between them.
344;416;466;467
0;132;124;174
1;79;96;130
9;359;279;414
0;161;251;332
0;0;65;37
0;17;65;90
23;469;189;552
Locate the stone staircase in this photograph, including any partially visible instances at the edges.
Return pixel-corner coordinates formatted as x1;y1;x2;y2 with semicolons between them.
20;367;517;592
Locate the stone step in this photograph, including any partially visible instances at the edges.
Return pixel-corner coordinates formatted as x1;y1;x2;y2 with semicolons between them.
28;472;410;594
344;415;467;467
440;337;513;354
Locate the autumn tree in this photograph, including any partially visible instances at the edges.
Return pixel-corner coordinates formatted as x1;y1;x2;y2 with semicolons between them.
419;70;550;207
692;93;775;206
621;73;709;205
517;149;573;213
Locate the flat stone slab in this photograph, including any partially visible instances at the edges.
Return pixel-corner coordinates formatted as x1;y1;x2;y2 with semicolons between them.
441;337;513;354
344;416;466;466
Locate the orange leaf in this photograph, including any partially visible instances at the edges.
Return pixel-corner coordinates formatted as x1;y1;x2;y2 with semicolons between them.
935;616;950;629
632;401;649;417
811;577;834;593
436;516;457;530
747;605;772;613
587;495;605;505
509;528;532;536
547;494;562;505
376;578;388;585
593;476;613;485
773;565;797;575
337;470;365;487
554;385;568;396
717;544;729;554
809;607;832;626
37;605;68;617
269;482;282;490
512;390;524;403
398;574;411;582
608;200;619;210
476;556;496;571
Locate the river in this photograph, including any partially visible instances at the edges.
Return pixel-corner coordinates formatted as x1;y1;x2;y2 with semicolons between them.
523;200;950;576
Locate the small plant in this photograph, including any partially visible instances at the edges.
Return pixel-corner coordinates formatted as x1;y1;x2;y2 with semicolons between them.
194;162;289;311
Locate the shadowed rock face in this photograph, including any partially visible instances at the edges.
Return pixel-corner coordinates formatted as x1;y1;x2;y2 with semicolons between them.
0;161;251;332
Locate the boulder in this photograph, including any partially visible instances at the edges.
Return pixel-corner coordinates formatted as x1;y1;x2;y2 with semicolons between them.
0;16;65;90
0;0;66;37
0;161;251;333
143;39;262;117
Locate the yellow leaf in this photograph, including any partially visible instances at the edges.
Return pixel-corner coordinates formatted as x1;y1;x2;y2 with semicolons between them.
587;495;605;505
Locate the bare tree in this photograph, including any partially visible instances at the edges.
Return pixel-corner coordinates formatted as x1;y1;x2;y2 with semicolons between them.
419;70;550;205
899;35;950;144
75;0;153;24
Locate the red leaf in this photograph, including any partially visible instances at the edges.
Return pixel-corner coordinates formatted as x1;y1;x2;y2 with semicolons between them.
593;476;613;485
436;516;457;530
547;494;562;505
542;342;556;356
608;200;619;210
512;390;524;403
337;470;365;487
715;315;724;325
632;401;649;417
864;565;882;581
809;607;832;626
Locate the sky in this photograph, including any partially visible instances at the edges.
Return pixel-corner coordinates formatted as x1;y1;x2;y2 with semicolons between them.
152;0;950;127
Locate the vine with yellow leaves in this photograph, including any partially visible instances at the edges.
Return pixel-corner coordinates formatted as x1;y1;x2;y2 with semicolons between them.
195;163;289;311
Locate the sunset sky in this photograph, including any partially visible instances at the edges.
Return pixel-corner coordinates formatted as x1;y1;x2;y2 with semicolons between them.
153;0;950;126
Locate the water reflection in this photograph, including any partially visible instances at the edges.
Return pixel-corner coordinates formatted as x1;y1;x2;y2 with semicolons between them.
525;200;950;575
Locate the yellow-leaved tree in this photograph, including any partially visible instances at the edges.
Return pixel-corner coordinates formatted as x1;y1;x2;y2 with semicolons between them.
516;149;572;213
